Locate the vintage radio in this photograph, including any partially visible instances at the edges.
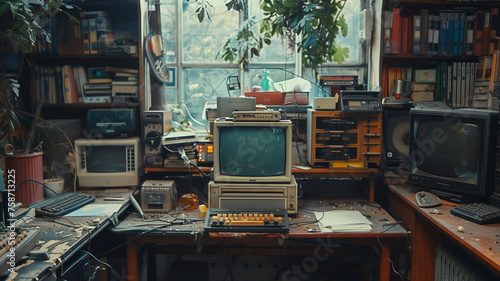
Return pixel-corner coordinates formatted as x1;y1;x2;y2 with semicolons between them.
143;110;172;167
208;176;297;214
140;180;178;214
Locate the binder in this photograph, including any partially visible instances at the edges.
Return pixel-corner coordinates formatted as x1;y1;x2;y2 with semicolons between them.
89;17;98;54
438;11;448;56
489;8;498;55
391;7;401;54
474;10;485;56
466;14;474;56
413;15;422;54
421;9;429;55
82;18;90;55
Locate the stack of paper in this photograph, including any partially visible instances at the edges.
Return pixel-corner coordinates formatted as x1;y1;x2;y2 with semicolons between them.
314;210;373;233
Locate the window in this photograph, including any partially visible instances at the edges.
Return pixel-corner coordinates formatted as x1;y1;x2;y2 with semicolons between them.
159;0;369;131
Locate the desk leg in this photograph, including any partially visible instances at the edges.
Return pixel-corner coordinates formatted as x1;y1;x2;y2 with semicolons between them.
369;175;375;202
379;239;391;281
127;236;139;281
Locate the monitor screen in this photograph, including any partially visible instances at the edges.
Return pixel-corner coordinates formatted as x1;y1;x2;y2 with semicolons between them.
408;108;498;201
86;146;127;173
219;126;287;177
413;119;479;184
213;119;292;183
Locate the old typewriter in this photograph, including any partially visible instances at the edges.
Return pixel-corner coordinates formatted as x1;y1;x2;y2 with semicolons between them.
204;208;289;233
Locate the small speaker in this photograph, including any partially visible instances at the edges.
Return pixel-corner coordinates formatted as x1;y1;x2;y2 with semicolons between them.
383;106;412;168
143;110;172;167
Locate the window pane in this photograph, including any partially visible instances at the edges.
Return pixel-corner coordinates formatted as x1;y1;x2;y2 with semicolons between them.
182;68;238;130
322;1;362;65
182;2;239;64
160;0;177;64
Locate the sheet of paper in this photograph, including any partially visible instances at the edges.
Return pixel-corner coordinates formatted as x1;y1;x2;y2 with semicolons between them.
314;210;373;233
64;203;122;217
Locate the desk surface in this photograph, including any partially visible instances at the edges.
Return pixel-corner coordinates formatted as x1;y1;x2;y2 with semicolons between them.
387;184;500;275
1;189;132;280
112;198;407;239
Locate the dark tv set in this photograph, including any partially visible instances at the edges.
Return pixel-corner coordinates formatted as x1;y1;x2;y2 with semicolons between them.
212;119;292;183
408;108;498;202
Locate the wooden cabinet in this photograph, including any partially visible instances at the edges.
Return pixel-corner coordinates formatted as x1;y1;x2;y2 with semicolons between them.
306;109;382;168
381;0;500;107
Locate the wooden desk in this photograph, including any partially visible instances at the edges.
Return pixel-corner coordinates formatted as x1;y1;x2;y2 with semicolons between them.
386;184;500;280
113;199;407;281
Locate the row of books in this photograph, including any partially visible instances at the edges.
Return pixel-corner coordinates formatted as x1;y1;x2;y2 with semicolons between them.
35;65;139;104
383;60;492;108
384;7;500;57
32;11;114;55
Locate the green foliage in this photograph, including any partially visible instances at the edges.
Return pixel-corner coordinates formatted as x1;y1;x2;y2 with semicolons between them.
0;0;68;141
209;0;349;71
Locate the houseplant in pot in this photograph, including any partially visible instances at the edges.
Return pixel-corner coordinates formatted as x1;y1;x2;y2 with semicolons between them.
0;0;69;205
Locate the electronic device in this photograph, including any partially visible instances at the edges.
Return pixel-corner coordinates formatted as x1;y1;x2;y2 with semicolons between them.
216;96;256;118
232;110;281;121
140;180;178;214
33;192;95;217
226;75;240;91
143;110;172;167
408;108;499;203
204;208;289;233
196;141;214;166
162;131;198;146
75;137;141;188
212;119;293;183
0;229;41;276
87;108;137;138
208;176;298;214
382;103;413;169
450;202;500;224
415;191;442;208
339;90;382;112
314;97;337;110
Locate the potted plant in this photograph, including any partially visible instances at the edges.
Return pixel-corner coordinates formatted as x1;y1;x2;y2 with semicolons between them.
0;0;70;204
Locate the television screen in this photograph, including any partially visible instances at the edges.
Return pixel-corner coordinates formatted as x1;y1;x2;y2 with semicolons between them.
408;108;498;201
86;146;127;173
218;126;287;177
213;120;292;183
412;119;479;185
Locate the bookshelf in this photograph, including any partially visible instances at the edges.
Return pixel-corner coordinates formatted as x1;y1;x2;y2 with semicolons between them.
381;0;500;108
28;0;146;113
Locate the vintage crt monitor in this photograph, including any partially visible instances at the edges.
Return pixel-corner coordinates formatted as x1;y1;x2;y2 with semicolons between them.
209;119;297;213
75;137;141;188
212;119;293;183
408;108;498;203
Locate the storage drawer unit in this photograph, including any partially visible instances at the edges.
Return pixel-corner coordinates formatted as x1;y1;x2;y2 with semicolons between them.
307;109;382;168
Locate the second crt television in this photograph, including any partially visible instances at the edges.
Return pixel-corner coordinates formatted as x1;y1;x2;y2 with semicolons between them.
75;137;141;188
213;119;293;183
408;108;498;202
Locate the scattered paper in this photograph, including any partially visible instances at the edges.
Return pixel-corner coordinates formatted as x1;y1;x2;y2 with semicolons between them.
314;210;373;233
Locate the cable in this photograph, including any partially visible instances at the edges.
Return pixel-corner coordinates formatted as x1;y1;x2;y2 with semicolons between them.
80;250;113;270
377;222;406;281
15;178;58;197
